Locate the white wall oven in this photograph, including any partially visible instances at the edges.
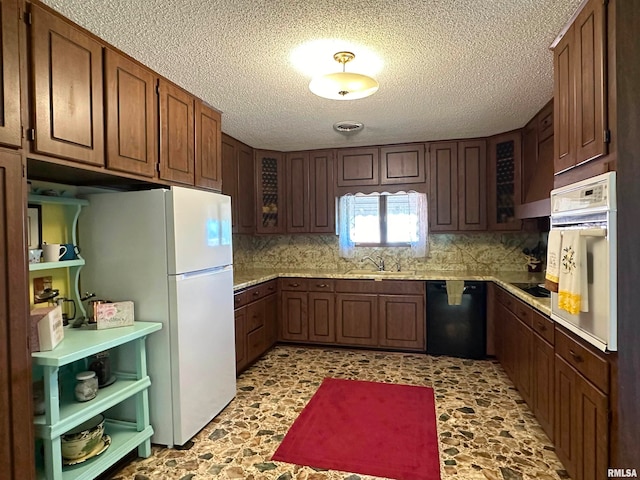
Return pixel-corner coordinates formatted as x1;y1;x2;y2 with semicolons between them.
550;172;617;352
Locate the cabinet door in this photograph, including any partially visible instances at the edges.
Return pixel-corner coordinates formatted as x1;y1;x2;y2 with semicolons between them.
337;147;379;187
31;4;104;166
575;370;609;480
158;79;195;185
221;135;238;229
255;150;285;233
521;119;538;203
104;49;156;177
308;292;335;343
0;0;21;148
335;294;378;346
264;293;278;349
281;291;308;341
309;150;335;233
246;300;265;333
246;326;265;364
514;315;532;405
574;0;607;164
285;151;309;233
554;26;576;173
234;307;247;373
532;334;554;441
428;142;458;231
555;355;578;479
378;295;425;351
380;144;426;185
236;142;256;233
487;133;522;231
458;140;487;231
0;151;34;479
195;101;222;191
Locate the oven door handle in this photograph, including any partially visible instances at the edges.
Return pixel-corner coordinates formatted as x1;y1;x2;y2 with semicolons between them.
557;228;607;237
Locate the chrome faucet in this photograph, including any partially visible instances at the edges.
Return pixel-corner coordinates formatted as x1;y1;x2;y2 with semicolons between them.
362;255;385;271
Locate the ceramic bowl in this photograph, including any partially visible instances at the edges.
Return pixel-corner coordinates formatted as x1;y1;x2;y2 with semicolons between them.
61;414;105;460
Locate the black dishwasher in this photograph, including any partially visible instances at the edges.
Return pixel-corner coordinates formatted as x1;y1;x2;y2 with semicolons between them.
426;281;486;359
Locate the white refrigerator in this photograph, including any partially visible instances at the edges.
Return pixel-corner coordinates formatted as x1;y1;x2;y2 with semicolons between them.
79;186;236;447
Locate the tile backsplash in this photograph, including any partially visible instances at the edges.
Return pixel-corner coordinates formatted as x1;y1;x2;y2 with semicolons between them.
233;232;546;272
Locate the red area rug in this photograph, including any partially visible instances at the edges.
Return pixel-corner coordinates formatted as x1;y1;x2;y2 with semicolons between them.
272;378;441;480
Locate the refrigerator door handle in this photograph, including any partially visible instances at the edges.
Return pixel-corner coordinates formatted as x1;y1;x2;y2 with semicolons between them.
176;265;232;280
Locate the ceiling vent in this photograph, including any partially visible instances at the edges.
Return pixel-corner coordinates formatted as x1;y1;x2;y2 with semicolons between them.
333;121;364;133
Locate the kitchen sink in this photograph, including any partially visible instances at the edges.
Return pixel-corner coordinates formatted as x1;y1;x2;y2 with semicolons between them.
511;283;551;298
347;269;416;276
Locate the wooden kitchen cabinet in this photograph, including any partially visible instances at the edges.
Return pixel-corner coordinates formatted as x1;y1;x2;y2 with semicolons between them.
233;280;277;374
521;101;554;206
280;278;335;344
337;147;379;187
378;294;425;350
487;132;521;231
285;150;336;233
336;293;378;346
221;134;255;233
195;101;222;191
429;140;487;232
0;0;21;148
104;48;157;178
380;144;426;186
532;329;555;440
30;3;104;166
158;79;195;185
553;0;609;174
255;150;285;233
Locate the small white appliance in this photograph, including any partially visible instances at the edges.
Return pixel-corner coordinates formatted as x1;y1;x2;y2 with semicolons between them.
549;171;617;352
79;187;236;447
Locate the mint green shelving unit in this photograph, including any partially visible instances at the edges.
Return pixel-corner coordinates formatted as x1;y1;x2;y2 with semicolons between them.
28;194;90;318
32;322;162;480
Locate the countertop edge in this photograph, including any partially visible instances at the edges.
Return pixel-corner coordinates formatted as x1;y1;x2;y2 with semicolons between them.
233;269;551;317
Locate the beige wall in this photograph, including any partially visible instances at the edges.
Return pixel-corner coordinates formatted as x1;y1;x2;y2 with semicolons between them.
233;232;544;272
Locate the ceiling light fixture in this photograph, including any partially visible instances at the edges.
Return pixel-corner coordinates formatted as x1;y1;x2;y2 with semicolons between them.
309;51;379;100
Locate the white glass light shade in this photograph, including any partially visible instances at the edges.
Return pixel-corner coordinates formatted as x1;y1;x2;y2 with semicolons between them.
309;72;379;100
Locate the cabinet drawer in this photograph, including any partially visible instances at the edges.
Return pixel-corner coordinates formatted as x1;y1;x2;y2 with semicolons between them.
247;326;265;363
279;278;308;291
246;301;265;332
496;287;515;310
335;279;424;295
335;279;378;293
234;291;248;309
244;280;278;302
555;327;609;393
531;310;554;345
513;298;532;327
307;279;334;292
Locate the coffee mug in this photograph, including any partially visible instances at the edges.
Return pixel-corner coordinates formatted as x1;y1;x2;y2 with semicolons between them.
28;249;43;264
59;243;80;261
42;243;67;262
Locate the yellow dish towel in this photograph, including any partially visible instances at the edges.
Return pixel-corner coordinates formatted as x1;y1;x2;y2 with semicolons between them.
544;230;562;292
446;280;464;306
558;230;589;315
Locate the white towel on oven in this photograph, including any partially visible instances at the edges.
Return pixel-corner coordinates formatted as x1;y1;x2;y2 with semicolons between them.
558;230;589;315
544;230;561;292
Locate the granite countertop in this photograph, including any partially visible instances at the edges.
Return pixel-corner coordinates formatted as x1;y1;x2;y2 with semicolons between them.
233;268;551;316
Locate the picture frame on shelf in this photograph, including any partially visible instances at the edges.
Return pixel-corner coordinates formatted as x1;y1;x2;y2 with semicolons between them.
27;204;42;249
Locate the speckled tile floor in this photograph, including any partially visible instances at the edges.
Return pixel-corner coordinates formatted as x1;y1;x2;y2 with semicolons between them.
111;345;570;480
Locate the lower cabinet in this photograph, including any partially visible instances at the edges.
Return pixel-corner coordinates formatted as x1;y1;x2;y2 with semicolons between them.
233;280;277;374
335;280;425;351
493;285;611;480
280;278;335;344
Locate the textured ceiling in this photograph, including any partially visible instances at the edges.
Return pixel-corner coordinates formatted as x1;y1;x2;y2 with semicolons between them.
41;0;581;152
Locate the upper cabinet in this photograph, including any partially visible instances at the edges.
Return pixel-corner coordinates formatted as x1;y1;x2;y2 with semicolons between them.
195;101;222;191
520;101;554;209
104;48;157;177
221;134;255;234
158;79;195;185
487;132;521;231
255;150;285;234
285;149;335;234
336;144;427;193
553;0;609;174
30;3;104;166
0;0;21;148
429;140;486;232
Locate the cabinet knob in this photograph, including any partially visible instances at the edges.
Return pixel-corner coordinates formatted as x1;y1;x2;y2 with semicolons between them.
569;350;583;363
317;284;327;288
289;283;299;287
253;291;260;296
537;322;546;331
